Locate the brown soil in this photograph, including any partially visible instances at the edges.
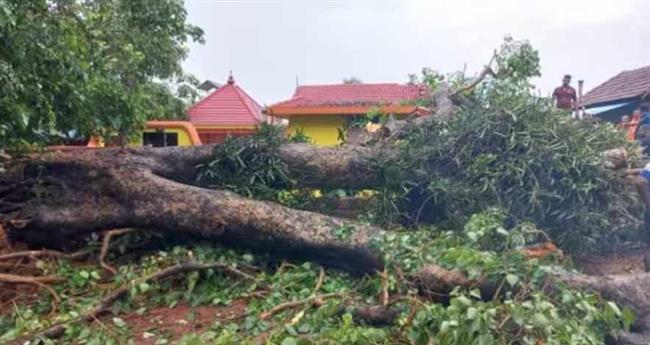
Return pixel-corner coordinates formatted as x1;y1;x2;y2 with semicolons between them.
121;299;248;344
574;247;646;276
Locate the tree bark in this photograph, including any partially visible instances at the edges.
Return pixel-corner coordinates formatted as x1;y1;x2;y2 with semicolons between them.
2;144;384;276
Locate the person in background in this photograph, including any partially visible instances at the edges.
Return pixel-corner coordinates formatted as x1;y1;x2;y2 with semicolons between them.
626;111;642;141
552;75;577;111
619;115;630;129
636;105;650;153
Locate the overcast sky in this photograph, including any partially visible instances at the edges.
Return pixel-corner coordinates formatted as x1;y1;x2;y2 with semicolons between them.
183;0;649;105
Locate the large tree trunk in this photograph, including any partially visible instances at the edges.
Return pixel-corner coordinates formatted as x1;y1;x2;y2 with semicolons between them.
2;144;384;276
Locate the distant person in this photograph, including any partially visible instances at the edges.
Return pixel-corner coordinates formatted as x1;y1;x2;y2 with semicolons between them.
552;75;577;111
625;111;642;141
619;115;630;129
636;105;650;152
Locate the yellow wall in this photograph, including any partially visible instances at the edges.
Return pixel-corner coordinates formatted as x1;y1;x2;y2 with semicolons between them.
288;116;346;146
131;128;193;146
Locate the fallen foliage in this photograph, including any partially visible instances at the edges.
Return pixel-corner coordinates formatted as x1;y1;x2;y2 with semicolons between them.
0;212;634;344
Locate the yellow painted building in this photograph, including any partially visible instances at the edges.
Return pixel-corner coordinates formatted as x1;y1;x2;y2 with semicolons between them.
132;121;202;147
265;83;431;146
287;115;345;146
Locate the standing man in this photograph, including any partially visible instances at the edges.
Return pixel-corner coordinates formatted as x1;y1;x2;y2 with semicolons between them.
552;75;577;111
635;103;650;153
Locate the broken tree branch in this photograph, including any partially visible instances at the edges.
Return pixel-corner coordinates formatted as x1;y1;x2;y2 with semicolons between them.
0;250;65;261
0;273;62;307
259;292;344;320
99;228;137;275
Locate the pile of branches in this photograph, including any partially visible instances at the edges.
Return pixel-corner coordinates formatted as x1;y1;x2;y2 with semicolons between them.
370;91;642;250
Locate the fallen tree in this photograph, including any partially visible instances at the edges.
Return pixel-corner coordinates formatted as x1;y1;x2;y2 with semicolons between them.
1;37;649;344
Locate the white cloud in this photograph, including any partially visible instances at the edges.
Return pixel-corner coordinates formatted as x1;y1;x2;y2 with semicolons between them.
183;0;649;104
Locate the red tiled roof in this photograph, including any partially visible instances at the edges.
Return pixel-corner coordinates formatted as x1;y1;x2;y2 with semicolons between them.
582;65;650;106
269;83;430;108
187;76;265;126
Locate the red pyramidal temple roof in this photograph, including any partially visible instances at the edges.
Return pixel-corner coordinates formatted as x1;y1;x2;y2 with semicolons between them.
187;75;265;126
270;83;429;108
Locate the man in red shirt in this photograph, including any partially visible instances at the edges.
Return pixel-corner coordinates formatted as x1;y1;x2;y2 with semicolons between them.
552;75;577;110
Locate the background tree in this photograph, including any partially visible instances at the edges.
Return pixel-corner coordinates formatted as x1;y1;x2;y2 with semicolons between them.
342;77;362;84
0;0;203;148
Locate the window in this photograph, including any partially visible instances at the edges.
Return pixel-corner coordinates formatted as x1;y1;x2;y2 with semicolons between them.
142;132;178;147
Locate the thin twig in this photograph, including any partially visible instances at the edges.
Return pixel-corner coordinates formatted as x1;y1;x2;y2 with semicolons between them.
0;248;94;262
0;273;63;285
0;273;62;310
260;292;345;320
380;268;389;307
99;228;137;275
18;261;257;343
402;305;418;330
0;250;64;261
492;277;506;301
450;51;498;98
286;267;326;326
497;314;512;332
414;194;434;225
313;267;325;294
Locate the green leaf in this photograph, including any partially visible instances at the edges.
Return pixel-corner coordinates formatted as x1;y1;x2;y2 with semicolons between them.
466;307;478;320
281;337;298;345
607;301;622;316
112;317;126;328
622;308;636;330
505;274;519;287
139;282;151;293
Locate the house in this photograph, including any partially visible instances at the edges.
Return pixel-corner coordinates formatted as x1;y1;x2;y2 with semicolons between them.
264;83;431;146
582;65;650;122
187;74;274;144
133;121;202;147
